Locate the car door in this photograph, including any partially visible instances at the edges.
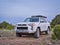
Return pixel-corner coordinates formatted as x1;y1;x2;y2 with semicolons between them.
40;18;48;31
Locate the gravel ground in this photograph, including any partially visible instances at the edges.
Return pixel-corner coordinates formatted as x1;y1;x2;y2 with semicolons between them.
0;30;60;45
0;35;51;45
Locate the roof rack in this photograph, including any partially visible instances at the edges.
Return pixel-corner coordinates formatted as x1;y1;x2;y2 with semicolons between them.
32;15;47;18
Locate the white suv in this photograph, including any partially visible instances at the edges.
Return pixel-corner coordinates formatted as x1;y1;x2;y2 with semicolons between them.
15;15;50;38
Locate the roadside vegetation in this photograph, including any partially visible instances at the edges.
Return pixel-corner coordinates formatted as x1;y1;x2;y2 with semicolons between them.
0;30;15;37
0;21;14;30
52;25;60;40
50;14;60;44
51;14;60;39
0;21;15;37
51;14;60;28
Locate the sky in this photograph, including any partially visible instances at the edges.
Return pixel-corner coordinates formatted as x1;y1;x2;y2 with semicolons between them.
0;0;60;24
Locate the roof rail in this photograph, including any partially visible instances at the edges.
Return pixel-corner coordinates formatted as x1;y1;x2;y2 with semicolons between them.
32;15;47;18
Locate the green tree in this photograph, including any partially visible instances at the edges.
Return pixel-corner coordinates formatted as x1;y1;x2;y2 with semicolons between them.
1;21;9;29
6;24;13;30
51;14;60;28
0;21;13;30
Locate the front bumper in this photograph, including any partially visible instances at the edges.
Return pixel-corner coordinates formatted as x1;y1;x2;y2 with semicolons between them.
16;26;35;33
16;29;29;33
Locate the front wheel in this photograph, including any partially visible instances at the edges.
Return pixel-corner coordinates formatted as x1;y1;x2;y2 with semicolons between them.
16;33;22;37
34;28;40;38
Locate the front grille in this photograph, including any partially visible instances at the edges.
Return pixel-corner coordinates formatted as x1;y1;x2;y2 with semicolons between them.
18;24;26;26
17;27;28;29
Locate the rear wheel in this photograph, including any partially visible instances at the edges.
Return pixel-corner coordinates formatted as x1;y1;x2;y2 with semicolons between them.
45;28;50;34
16;32;22;37
34;28;40;38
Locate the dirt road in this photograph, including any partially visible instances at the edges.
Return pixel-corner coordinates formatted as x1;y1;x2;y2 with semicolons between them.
0;30;60;45
0;34;51;45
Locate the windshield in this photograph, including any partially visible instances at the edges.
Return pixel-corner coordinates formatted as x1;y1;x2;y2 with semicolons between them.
24;17;39;22
24;18;31;22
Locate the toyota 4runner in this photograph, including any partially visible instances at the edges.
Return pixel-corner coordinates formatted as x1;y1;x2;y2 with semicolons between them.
15;15;50;38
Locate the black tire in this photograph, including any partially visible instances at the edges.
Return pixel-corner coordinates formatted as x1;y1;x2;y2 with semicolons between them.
34;28;40;38
45;28;50;34
16;33;22;37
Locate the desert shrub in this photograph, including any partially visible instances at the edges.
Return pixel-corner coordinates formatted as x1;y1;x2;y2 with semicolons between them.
51;33;57;40
52;25;60;40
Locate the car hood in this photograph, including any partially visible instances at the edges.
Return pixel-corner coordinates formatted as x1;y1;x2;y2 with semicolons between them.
17;22;39;25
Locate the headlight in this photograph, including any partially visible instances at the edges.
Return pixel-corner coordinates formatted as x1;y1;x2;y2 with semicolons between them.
28;23;35;30
28;23;35;26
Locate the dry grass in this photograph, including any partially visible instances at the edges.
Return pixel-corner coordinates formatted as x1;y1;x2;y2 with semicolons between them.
0;29;15;37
